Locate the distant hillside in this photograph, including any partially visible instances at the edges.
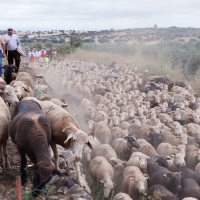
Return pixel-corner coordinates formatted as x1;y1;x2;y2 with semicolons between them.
1;27;200;44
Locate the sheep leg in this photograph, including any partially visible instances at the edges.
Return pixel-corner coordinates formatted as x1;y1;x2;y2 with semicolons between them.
20;152;27;186
2;142;10;170
75;161;86;188
0;145;4;169
51;141;59;170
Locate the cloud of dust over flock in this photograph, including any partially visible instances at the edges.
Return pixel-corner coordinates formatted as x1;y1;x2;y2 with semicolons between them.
39;66;89;132
36;61;124;195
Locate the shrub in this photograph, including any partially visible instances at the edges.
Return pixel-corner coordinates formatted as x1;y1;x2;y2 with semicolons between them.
83;38;95;43
44;41;53;48
33;42;42;49
56;44;75;54
69;33;83;47
98;38;110;43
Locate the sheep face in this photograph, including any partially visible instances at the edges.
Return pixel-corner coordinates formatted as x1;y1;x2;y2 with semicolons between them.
64;131;93;162
100;179;115;199
28;162;62;197
0;85;19;104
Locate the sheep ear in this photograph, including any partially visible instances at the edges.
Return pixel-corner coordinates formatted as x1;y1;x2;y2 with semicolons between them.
61;103;68;108
179;172;184;179
193;152;197;158
123;136;130;140
64;133;74;144
53;169;63;176
3;89;8;94
129;176;137;181
110;157;118;165
86;141;93;150
122;161;127;165
100;179;106;184
23;84;30;92
167;156;171;160
87;131;94;138
144;174;150;179
166;173;173;178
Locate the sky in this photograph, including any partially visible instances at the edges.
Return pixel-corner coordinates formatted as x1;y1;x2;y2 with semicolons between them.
1;0;200;31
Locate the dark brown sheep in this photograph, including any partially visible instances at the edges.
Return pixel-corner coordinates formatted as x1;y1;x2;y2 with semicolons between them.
180;178;200;199
9;100;62;197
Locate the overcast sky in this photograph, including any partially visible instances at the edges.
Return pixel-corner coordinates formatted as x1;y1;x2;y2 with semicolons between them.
1;0;200;31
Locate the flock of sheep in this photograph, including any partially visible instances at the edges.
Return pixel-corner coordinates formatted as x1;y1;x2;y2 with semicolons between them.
1;59;200;200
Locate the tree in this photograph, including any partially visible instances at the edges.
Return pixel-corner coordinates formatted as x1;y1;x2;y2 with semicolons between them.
22;34;29;39
44;41;53;48
153;24;158;28
69;33;82;47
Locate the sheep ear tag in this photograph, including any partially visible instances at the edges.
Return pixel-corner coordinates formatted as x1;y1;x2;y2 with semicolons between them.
163;174;167;178
26;164;38;171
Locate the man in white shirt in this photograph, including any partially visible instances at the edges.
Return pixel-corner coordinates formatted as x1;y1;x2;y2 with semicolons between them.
4;27;21;73
0;35;5;77
35;49;41;61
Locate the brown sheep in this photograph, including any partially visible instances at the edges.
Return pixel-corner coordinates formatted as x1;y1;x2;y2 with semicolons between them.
23;97;93;188
9;100;62;197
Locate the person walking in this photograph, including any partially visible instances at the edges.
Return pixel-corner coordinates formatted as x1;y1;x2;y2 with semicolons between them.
29;53;35;62
4;27;21;73
0;34;6;77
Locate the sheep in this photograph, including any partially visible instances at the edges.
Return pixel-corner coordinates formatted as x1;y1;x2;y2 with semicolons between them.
90;156;115;199
93;121;112;144
112;136;140;160
127;152;150;173
14;72;34;89
113;193;133;200
2;64;17;84
123;166;149;200
9;100;62;197
0;96;11;170
136;139;158;157
95;144;127;171
10;80;34;100
23;97;93;188
185;145;200;170
0;77;19;104
157;142;178;156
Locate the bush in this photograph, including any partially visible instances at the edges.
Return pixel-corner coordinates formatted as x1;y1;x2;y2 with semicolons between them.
59;39;65;43
44;41;53;48
56;44;75;54
98;38;110;43
69;33;82;47
33;42;42;49
83;38;95;43
187;52;200;74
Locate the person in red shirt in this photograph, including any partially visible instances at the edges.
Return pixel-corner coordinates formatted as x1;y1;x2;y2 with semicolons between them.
41;50;45;58
29;54;35;62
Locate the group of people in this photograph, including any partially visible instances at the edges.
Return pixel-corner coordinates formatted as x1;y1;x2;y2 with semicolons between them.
0;27;21;76
0;27;58;77
25;47;57;63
